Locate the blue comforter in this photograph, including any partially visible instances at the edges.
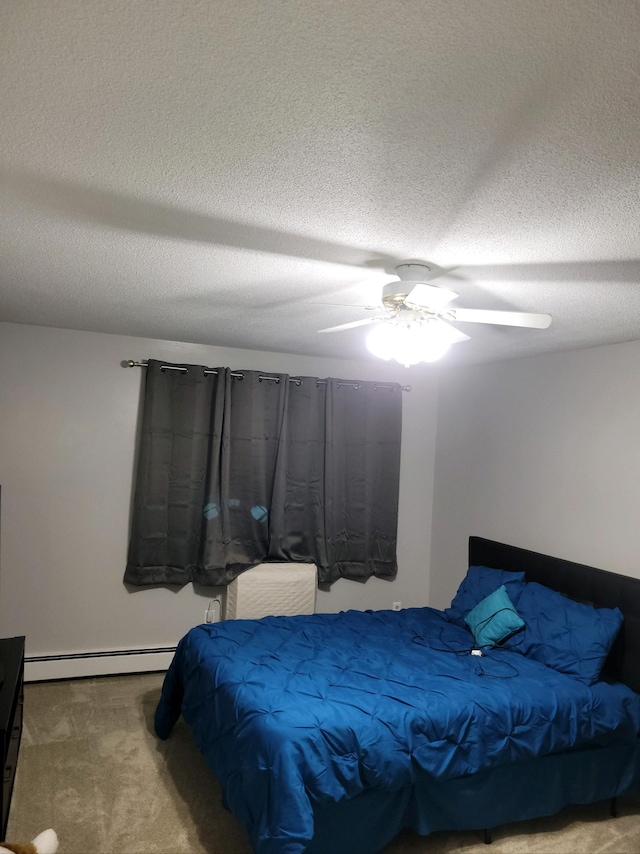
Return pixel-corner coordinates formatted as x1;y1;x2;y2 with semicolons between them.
155;608;640;854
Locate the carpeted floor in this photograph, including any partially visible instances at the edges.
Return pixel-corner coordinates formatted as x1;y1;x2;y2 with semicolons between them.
6;673;640;853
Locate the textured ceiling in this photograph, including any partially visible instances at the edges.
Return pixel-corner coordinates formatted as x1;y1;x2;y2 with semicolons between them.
2;0;640;367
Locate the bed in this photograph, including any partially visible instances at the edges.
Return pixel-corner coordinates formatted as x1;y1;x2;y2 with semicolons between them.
155;537;640;853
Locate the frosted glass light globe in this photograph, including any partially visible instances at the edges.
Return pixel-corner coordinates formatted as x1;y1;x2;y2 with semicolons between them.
366;323;396;360
367;320;451;366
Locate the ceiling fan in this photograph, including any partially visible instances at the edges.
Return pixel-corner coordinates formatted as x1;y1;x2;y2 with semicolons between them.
317;261;552;365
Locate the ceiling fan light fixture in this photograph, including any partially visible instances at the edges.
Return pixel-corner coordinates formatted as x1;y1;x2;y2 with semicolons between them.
366;319;451;367
318;258;551;354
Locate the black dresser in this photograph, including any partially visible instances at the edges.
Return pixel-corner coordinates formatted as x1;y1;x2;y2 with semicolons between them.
0;636;24;840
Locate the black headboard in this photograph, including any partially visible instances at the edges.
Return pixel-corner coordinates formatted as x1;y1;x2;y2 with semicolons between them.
469;537;640;695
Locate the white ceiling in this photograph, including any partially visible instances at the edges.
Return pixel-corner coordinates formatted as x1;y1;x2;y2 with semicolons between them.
2;0;640;367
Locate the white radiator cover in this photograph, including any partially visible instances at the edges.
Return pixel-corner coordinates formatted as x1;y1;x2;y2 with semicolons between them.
226;563;317;619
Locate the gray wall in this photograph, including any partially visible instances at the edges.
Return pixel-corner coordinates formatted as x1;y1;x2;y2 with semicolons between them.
430;339;640;610
0;322;438;657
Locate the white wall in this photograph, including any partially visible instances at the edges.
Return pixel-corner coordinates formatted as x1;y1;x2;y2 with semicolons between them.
6;322;638;677
0;322;438;669
429;339;640;610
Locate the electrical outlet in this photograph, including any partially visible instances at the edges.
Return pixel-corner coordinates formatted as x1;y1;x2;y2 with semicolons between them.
392;601;401;611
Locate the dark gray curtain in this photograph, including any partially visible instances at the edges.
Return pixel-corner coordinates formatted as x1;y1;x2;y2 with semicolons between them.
322;378;402;585
124;360;402;588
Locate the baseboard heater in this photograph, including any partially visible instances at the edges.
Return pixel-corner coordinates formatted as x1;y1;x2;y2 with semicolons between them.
25;645;176;682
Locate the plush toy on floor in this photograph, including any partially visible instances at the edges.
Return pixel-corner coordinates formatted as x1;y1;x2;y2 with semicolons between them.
0;829;58;854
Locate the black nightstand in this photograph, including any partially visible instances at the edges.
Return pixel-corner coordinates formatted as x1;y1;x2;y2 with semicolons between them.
0;637;25;840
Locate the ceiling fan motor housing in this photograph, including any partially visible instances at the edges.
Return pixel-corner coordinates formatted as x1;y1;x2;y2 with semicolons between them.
382;262;432;310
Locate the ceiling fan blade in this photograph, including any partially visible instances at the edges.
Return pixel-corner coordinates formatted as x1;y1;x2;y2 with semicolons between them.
450;308;552;328
317;316;386;333
432;319;471;344
405;283;458;309
304;301;380;310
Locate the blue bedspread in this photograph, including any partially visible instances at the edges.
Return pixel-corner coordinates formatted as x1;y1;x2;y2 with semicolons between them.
155;608;640;854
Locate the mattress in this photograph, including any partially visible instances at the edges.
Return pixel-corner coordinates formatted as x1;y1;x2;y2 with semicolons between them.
155;606;640;854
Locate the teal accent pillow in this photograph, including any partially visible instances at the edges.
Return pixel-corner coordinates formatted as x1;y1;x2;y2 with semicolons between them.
444;566;526;627
464;585;525;647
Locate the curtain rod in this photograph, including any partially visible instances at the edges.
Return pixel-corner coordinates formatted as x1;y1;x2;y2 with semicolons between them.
123;360;411;391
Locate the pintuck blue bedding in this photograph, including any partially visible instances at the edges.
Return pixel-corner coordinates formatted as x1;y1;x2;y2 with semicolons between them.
155;606;640;854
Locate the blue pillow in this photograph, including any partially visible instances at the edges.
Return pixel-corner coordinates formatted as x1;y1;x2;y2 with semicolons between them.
465;585;525;647
444;565;526;627
504;581;623;685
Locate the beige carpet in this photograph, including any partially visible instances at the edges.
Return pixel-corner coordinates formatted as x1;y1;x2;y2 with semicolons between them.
6;673;640;853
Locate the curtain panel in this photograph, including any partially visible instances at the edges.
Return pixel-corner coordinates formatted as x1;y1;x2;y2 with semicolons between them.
124;360;402;588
